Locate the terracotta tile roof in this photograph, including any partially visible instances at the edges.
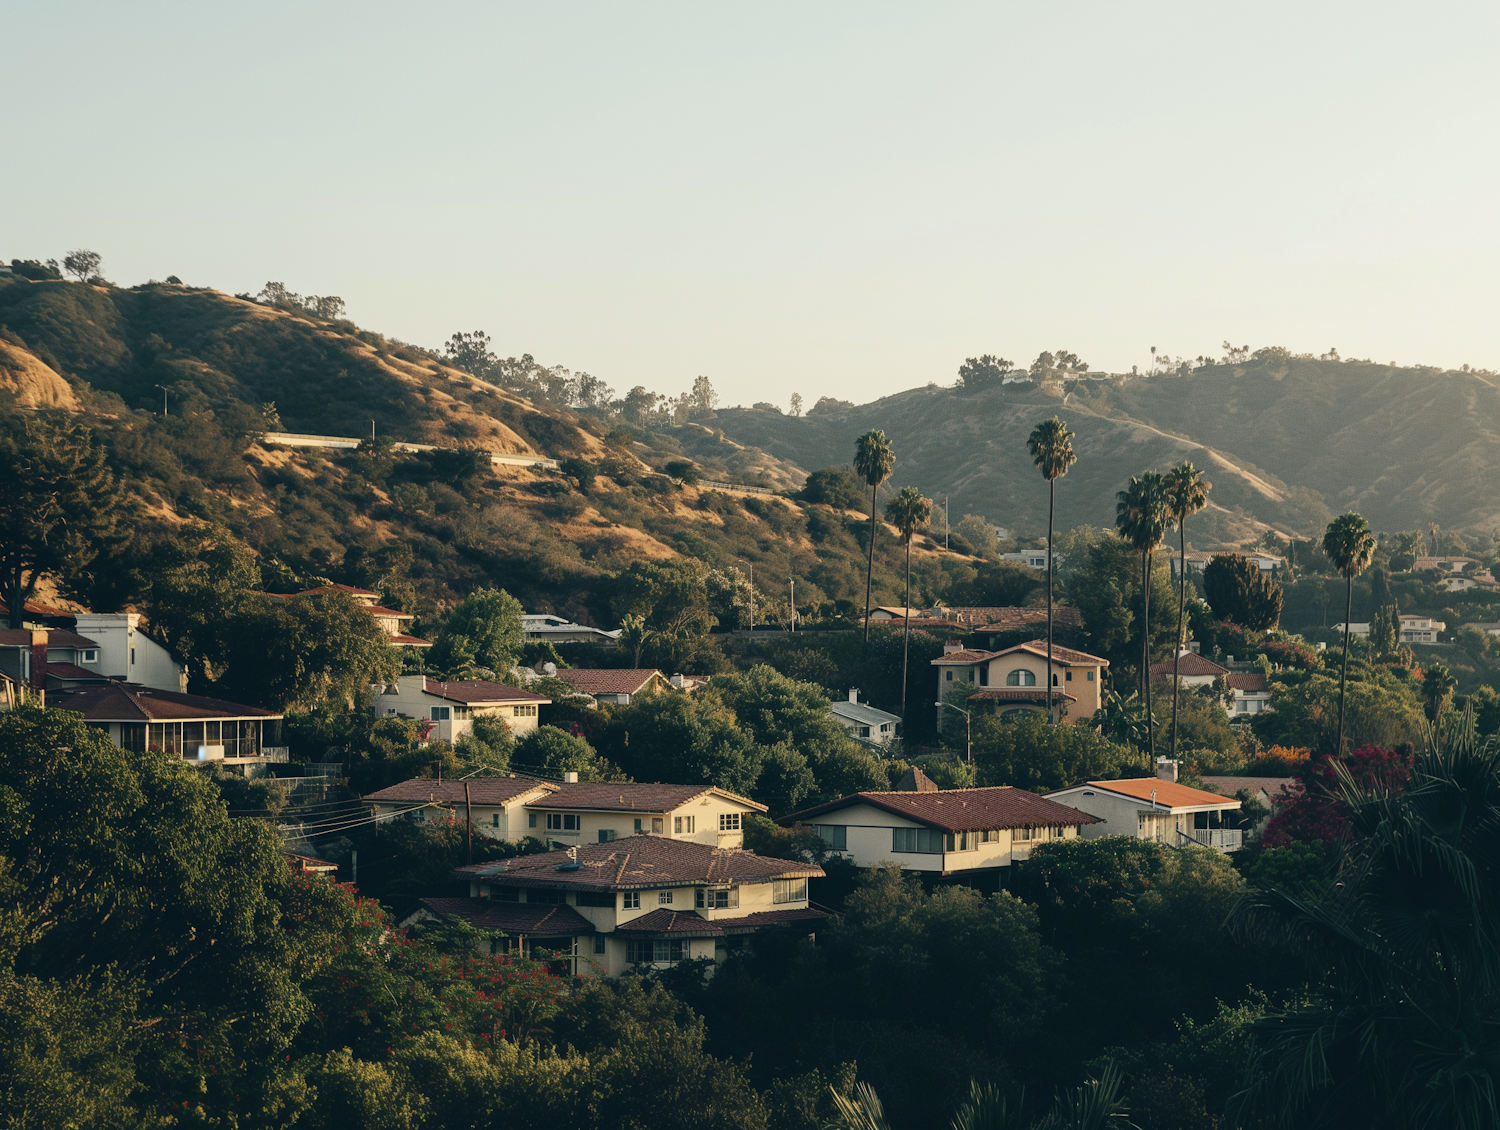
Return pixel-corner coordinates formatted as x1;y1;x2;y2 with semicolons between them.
1149;653;1229;678
365;775;554;806
932;649;997;664
418;896;595;935
391;634;433;647
1200;775;1300;801
422;678;550;705
531;782;767;814
292;583;380;598
51;683;282;722
615;906;830;937
977;607;1082;631
556;668;663;695
456;834;822;889
365;604;414;619
1226;672;1269;692
1068;778;1240;809
780;786;1100;833
997;640;1109;667
967;688;1077;704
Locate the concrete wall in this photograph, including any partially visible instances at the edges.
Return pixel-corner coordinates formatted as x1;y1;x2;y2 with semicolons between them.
74;613;185;692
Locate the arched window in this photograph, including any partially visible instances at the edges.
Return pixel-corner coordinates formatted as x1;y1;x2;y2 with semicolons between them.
1006;668;1037;687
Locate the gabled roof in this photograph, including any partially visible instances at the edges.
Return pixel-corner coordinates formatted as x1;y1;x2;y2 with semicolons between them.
528;782;767;814
0;628;100;649
417;896;595;935
894;766;938;792
44;662;107;680
1148;652;1229;678
992;640;1109;667
780;786;1099;833
556;668;663;696
932;648;996;665
456;834;821;890
1052;778;1240;810
421;678;550;705
364;775;555;806
1200;775;1300;800
1226;672;1269;692
615;907;828;937
830;700;901;726
51;683;282;722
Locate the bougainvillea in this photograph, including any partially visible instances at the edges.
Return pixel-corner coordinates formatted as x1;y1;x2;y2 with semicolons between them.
1261;744;1412;848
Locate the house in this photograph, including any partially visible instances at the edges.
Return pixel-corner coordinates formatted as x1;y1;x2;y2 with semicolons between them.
1148;650;1229;689
1332;622;1371;638
522;613;622;645
777;785;1099;886
1000;549;1060;571
1199;775;1300;830
374;674;550;740
52;683;288;775
1399;614;1445;644
556;668;671;705
267;584;431;648
1148;651;1269;717
1468;622;1500;638
830;689;900;747
1226;672;1271;716
367;778;767;849
932;639;1107;722
1170;551;1284;579
1413;555;1478;575
866;606;921;622
1443;570;1497;592
1046;775;1244;852
407;835;826;976
72;613;187;692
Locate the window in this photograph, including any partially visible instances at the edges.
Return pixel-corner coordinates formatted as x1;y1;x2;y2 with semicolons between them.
496;887;520;903
945;670;954;682
1016;826;1034;841
1064;670;1072;681
491;812;500;828
719;812;741;832
979;829;997;843
858;726;871;738
512;704;537;718
674;815;695;833
81;649;97;663
627;939;687;964
658;891;673;905
772;878;808;904
944;831;977;851
576;891;615;907
598;829;617;842
651;817;664;834
1087;671;1095;682
528;813;538;828
529;888;567;905
1006;669;1037;687
130;647;135;665
546;814;580;831
815;825;847;850
623;891;640;909
891;827;945;853
431;706;451;721
593;935;606;954
696;887;739;909
633;818;643;833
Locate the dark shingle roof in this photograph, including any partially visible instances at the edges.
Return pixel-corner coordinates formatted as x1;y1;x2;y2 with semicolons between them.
530;782;767;814
780;786;1099;833
615;906;828;937
422;678;550;705
456;834;822;890
51;683;281;721
556;668;663;695
365;775;554;806
417;897;595;935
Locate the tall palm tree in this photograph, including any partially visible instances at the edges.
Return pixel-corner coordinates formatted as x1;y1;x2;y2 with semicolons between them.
1115;472;1169;759
1027;417;1077;723
885;485;933;719
1163;462;1211;760
854;430;896;646
1323;512;1376;754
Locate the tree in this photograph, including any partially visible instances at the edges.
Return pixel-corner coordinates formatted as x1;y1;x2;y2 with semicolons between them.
1369;603;1399;656
428;588;524;679
853;430;896;644
61;248;102;282
1201;553;1283;631
618;613;648;666
513;725;608;781
596;691;763;798
800;466;864;510
0;414;120;628
610;560;718;668
972;712;1140;791
1028;417;1077;723
957;354;1013;391
685;375;718;418
1163;462;1211;759
884;486;932;718
1252;673;1425;756
443;330;498;378
789;392;803;417
1116;472;1170;758
1421;661;1456;721
1323;513;1376;754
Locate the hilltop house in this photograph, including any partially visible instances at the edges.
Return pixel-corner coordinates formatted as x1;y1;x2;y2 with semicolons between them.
779;785;1098;887
1333;614;1447;644
1170;551;1285;578
366;779;767;850
1047;775;1244;852
268;584;431;648
522;613;622;645
374;675;550;740
54;683;288;774
555;667;671;705
1000;549;1059;571
407;836;826;976
830;689;900;747
932;639;1107;723
1147;651;1270;717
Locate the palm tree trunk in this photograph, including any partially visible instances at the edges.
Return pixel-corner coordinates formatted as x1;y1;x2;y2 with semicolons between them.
901;535;912;719
1046;478;1055;724
1172;521;1186;759
1143;548;1154;761
864;482;876;646
1337;572;1353;754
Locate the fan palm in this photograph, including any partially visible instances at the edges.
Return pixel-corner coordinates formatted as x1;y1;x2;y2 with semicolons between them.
1322;512;1376;754
1163;462;1211;759
1115;472;1169;759
854;430;896;646
885;485;933;719
1027;417;1077;723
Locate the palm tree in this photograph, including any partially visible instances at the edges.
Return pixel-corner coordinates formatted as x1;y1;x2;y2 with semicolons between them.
1027;417;1077;723
1422;661;1456;722
1323;512;1376;754
1115;472;1169;759
885;485;933;718
854;430;896;646
1162;462;1211;759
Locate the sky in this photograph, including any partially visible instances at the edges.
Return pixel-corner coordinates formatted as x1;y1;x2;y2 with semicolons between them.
5;3;1498;409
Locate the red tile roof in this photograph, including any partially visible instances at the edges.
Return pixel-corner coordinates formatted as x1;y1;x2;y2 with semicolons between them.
51;683;282;721
418;896;595;935
422;678;550;705
366;604;414;619
531;782;767;814
1069;778;1240;809
1226;672;1269;692
457;834;823;889
967;688;1077;704
615;906;829;937
556;668;664;695
1149;652;1229;678
996;640;1109;667
365;775;554;806
933;649;997;664
780;786;1100;833
291;583;380;598
391;634;433;647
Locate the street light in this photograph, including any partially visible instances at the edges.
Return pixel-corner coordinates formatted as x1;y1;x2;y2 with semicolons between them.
153;384;168;417
934;700;972;767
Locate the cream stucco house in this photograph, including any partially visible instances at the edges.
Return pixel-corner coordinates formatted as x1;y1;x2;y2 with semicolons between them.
932;639;1107;723
374;674;550;741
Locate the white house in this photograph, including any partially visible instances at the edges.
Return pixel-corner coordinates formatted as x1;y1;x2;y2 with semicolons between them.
1047;776;1244;852
522;613;622;645
1398;614;1445;644
778;785;1099;887
1225;672;1271;716
72;613;187;692
1332;622;1371;638
1148;651;1269;717
1170;551;1284;578
1000;549;1060;571
830;690;900;747
406;836;826;977
374;674;550;740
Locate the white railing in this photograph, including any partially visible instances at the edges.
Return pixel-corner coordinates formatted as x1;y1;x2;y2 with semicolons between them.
1187;828;1242;851
262;432;559;470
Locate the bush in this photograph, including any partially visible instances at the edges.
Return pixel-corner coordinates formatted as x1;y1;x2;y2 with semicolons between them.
972;712;1143;791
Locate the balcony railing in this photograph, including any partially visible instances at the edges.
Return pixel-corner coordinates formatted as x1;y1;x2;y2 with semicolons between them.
1186;828;1242;851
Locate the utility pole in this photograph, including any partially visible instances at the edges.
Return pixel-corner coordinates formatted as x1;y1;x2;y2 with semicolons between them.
945;496;949;551
351;849;358;886
465;781;473;863
371;419;376;440
154;384;168;417
789;578;795;633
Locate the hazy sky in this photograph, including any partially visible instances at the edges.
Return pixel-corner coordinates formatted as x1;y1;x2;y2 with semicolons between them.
6;3;1497;408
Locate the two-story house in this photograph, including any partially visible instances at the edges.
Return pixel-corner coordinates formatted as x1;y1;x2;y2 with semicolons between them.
778;784;1099;888
932;639;1107;723
1148;651;1270;717
73;613;187;692
1046;775;1244;851
409;836;826;976
374;674;550;740
365;774;557;837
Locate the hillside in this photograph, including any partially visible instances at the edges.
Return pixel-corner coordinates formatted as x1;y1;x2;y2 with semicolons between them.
713;353;1500;543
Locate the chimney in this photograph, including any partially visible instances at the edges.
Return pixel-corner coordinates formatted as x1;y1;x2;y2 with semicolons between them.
29;630;47;691
848;688;859;704
1156;757;1178;783
563;770;579;783
943;639;963;655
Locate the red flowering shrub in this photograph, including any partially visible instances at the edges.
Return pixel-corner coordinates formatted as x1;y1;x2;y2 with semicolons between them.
1258;639;1320;671
1261;744;1412;848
